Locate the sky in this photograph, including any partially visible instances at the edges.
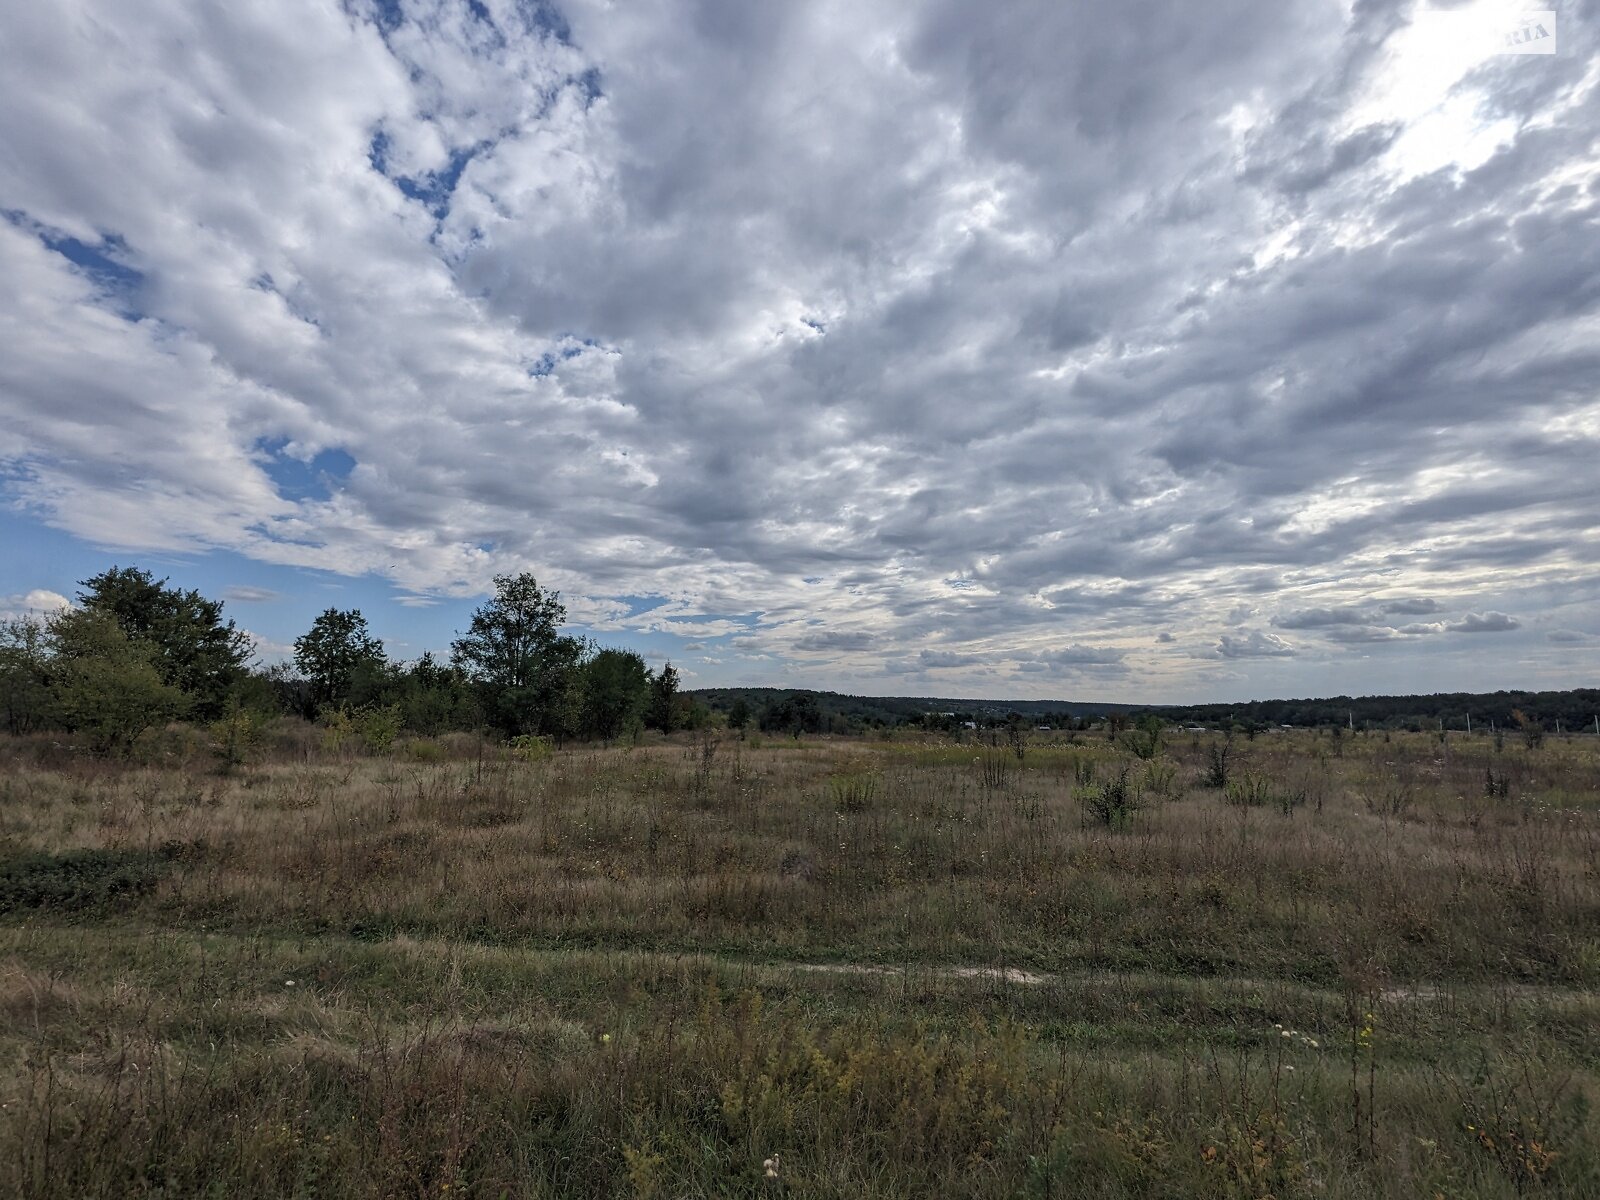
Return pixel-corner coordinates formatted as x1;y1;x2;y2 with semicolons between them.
1;0;1597;703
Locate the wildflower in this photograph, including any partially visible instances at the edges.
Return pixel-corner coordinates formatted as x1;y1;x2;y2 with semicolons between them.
600;1032;612;1044
1284;1065;1296;1073
285;980;297;987
764;1154;781;1179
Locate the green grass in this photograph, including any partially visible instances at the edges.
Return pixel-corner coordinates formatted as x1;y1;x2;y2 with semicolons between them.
0;726;1597;1196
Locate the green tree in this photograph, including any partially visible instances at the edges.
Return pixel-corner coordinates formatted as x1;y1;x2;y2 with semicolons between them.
760;693;820;736
46;608;189;756
0;618;52;735
294;608;387;714
1122;713;1164;760
451;574;586;738
646;661;680;733
77;566;251;717
395;652;477;735
727;697;751;733
581;648;650;742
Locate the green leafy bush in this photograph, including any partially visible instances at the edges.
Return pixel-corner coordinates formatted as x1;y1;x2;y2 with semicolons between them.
0;847;172;913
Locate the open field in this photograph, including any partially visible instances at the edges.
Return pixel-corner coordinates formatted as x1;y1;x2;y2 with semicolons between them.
2;725;1598;1197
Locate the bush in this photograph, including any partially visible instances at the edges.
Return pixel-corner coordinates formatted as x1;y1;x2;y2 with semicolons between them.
1122;714;1164;760
209;699;265;772
0;847;173;913
509;733;552;762
403;738;444;763
1083;766;1139;829
1202;735;1235;788
356;705;403;755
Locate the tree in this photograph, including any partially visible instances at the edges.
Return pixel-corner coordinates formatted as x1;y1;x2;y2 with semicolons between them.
581;648;650;742
0;618;52;735
760;693;820;736
451;574;586;738
1122;713;1164;760
395;652;477;736
294;608;387;714
46;608;189;756
1511;707;1544;750
727;697;751;734
646;661;680;733
77;566;251;717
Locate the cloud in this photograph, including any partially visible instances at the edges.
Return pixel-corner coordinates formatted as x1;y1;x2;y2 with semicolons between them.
792;630;876;653
0;589;72;623
1546;629;1592;644
1323;625;1406;644
1445;611;1521;634
919;649;982;668
1037;644;1126;667
1272;606;1372;629
0;0;1596;700
1215;631;1296;659
222;585;281;603
244;630;295;661
1379;598;1441;616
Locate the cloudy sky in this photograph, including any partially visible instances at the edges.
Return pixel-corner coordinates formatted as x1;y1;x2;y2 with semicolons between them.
2;0;1597;702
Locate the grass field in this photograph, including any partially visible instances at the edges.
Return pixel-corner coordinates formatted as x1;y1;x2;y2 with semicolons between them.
1;724;1597;1197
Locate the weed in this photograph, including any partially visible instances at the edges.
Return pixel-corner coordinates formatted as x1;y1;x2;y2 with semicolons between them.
828;769;879;813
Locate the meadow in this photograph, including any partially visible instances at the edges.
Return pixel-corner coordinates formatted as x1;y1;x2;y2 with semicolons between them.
1;722;1596;1197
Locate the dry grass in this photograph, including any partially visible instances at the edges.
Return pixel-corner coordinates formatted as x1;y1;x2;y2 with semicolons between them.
0;725;1597;1196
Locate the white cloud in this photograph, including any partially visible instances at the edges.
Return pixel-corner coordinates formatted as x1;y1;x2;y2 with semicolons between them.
0;589;72;623
0;0;1596;700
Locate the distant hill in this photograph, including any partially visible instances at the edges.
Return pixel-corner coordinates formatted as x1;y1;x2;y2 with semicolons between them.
688;685;1600;733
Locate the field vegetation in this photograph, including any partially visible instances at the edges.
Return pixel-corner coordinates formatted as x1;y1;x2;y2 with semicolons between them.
1;718;1597;1197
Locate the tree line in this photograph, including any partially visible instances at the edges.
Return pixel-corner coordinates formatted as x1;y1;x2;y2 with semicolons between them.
0;567;705;754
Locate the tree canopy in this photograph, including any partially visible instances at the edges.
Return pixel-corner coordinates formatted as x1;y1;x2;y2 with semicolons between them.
451;573;587;738
77;566;251;717
294;608;387;714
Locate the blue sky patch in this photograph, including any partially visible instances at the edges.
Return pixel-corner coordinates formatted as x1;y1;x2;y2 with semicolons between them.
369;0;404;34
256;439;357;503
8;210;146;319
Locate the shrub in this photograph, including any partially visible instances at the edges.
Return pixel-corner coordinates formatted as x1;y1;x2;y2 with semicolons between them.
509;733;552;762
1083;766;1139;829
355;705;403;755
1202;735;1235;789
0;847;173;913
1122;714;1164;760
403;738;444;763
209;699;264;772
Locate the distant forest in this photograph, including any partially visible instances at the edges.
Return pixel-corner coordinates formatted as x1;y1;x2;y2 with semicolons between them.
690;686;1600;735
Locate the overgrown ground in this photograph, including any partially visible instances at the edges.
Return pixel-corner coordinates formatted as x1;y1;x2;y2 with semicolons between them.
1;724;1597;1197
